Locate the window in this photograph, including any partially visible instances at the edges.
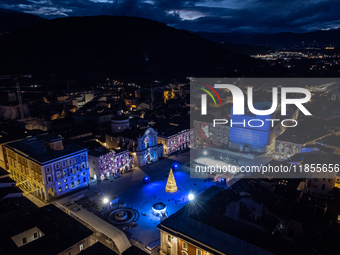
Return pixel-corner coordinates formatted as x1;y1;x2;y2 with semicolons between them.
81;163;85;169
75;157;79;163
62;161;66;167
69;159;72;165
66;252;71;255
48;176;51;182
58;182;61;185
57;172;60;178
63;170;66;176
168;235;171;242
196;249;202;255
77;179;80;185
81;155;85;160
83;177;86;182
322;184;325;190
22;237;27;244
33;232;38;239
182;242;188;250
46;166;50;173
59;187;62;192
64;179;67;183
65;184;69;190
79;243;84;251
71;182;75;188
55;163;59;169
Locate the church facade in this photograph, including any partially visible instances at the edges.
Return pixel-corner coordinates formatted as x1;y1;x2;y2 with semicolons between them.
135;127;163;167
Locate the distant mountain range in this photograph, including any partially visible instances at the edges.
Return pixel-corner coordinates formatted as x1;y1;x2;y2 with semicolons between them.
0;15;285;82
0;8;46;34
196;30;340;49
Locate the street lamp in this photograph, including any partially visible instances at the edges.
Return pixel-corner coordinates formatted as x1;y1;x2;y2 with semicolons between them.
188;193;195;201
143;176;149;184
103;197;109;204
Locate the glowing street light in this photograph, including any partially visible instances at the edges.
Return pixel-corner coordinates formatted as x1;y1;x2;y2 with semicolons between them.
143;176;149;184
103;197;109;204
188;193;195;201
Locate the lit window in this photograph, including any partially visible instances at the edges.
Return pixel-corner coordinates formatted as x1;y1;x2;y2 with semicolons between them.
65;184;69;190
79;243;84;251
59;187;62;192
71;182;75;188
196;249;202;255
182;242;188;250
64;179;67;183
58;182;61;185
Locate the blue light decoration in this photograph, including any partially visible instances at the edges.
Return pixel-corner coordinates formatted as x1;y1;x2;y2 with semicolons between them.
173;164;178;170
229;105;272;149
143;176;149;184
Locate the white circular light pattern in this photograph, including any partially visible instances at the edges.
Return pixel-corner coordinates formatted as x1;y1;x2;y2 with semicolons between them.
188;193;194;201
103;197;109;204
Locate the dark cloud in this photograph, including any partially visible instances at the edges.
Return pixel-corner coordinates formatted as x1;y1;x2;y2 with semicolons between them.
1;0;340;33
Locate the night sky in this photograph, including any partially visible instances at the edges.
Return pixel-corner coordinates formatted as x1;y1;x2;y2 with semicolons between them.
1;0;340;33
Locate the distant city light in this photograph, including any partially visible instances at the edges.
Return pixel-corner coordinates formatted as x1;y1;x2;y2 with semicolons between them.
203;150;207;155
103;197;109;204
188;193;195;201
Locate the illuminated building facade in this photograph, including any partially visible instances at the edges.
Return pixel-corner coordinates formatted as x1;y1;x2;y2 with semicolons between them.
229;102;298;153
88;148;134;181
157;128;193;155
135;127;163;167
5;134;90;201
275;118;332;157
193;119;229;147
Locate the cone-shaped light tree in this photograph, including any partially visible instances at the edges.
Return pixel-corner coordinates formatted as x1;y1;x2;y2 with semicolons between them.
165;168;177;193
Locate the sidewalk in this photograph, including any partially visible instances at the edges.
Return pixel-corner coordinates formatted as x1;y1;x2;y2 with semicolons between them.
24;193;48;208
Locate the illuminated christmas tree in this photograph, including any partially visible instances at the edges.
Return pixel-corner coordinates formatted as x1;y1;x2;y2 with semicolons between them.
165;168;177;193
